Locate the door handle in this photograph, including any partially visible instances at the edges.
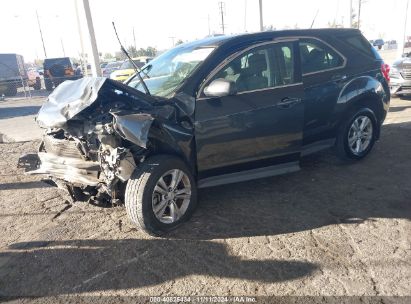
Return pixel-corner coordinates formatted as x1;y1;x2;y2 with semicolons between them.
277;97;301;109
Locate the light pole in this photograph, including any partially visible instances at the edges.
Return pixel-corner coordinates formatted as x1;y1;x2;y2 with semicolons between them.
259;0;263;31
82;0;101;77
74;0;88;74
36;10;47;58
399;0;410;57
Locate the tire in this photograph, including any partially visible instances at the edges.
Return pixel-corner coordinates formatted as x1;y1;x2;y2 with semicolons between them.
125;154;197;236
34;78;41;90
336;108;377;160
45;78;53;91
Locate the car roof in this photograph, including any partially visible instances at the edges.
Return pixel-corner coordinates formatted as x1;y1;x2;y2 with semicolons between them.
184;28;362;49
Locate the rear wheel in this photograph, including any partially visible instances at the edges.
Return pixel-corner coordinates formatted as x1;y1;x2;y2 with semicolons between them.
125;155;197;236
336;108;377;160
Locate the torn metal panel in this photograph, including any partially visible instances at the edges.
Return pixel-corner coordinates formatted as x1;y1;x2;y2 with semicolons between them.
112;113;154;148
37;77;107;128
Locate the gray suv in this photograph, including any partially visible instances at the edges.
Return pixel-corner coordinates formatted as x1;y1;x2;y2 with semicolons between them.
390;52;411;97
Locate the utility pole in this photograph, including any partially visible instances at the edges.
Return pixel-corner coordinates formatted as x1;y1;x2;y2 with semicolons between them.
259;0;263;31
208;14;211;36
82;0;101;77
357;0;362;29
133;27;136;49
35;10;47;58
74;0;88;75
218;1;226;34
399;0;410;57
244;0;247;32
349;0;353;27
169;36;176;47
61;38;66;56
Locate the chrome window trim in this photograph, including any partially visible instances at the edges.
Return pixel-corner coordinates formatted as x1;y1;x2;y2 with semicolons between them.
197;40;298;99
197;82;303;101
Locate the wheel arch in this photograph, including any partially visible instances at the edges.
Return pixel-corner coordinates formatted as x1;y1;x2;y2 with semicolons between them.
336;76;388;139
141;122;197;175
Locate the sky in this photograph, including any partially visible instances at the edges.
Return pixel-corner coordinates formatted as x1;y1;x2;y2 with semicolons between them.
1;0;410;62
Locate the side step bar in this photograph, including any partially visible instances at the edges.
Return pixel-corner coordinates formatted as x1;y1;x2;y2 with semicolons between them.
198;161;300;188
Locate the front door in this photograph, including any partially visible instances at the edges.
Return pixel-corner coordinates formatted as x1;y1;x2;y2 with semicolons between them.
194;41;305;179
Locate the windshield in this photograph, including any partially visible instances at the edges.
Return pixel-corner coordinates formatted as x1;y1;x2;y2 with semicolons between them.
127;46;215;97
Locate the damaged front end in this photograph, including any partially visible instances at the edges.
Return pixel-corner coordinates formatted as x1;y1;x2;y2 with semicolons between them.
21;77;192;204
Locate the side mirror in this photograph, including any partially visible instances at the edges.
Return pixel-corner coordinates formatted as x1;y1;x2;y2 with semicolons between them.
204;78;237;98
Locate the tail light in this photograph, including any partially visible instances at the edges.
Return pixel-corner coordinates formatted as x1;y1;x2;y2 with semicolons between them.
381;63;390;83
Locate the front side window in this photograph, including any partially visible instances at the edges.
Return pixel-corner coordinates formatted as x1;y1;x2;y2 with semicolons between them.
207;42;295;94
127;46;215;97
299;39;343;74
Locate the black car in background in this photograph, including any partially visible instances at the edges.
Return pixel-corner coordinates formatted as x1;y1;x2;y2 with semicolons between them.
102;61;123;78
43;57;82;91
373;39;385;50
29;28;390;235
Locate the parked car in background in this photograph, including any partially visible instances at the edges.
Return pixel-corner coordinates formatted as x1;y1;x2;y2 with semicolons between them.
0;53;27;96
110;56;152;82
26;28;390;236
373;39;385;50
44;57;82;91
383;40;397;50
100;62;108;69
102;61;123;78
26;68;42;90
389;52;411;97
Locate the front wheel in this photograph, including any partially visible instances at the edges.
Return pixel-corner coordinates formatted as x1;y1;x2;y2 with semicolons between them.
125;155;197;236
336;108;377;160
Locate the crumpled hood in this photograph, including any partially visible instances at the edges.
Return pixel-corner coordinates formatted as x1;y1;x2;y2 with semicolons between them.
37;77;107;128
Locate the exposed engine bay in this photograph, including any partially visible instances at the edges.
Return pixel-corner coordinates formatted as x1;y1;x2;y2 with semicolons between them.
24;77;194;204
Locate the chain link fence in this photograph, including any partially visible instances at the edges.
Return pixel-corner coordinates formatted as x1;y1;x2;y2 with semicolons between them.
0;56;84;101
0;54;50;101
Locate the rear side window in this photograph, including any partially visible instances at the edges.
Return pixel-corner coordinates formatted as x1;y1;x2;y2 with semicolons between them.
299;39;344;74
341;34;382;60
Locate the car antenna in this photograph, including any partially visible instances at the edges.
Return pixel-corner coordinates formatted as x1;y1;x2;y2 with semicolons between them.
112;21;150;95
310;9;319;28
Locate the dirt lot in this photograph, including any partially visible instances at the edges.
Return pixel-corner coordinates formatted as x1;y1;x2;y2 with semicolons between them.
0;97;410;302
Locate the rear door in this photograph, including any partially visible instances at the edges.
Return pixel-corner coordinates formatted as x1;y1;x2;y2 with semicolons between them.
298;38;348;144
194;40;304;179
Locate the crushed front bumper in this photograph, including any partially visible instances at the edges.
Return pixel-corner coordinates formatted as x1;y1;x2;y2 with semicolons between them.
19;136;102;186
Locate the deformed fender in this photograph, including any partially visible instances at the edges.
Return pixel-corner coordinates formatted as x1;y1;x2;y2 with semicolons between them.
112;112;154;149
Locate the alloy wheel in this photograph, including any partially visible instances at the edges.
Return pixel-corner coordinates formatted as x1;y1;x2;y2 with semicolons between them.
151;169;192;224
347;115;373;155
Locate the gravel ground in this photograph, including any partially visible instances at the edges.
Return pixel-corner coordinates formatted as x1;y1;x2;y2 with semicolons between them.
0;98;410;303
